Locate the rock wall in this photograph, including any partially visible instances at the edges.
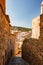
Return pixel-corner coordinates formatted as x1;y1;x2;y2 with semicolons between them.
22;38;43;65
0;5;13;65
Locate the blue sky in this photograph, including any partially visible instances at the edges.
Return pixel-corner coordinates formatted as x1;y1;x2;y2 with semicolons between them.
6;0;43;28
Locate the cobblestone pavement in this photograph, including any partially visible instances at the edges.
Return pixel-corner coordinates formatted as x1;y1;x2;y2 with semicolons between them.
8;57;29;65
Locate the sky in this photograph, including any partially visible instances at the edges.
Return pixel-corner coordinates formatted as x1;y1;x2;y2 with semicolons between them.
6;0;43;28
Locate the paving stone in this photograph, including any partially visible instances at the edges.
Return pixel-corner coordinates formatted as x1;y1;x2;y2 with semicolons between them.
8;57;29;65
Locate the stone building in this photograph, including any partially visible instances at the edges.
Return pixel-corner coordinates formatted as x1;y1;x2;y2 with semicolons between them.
32;16;40;39
0;0;13;65
22;1;43;65
10;29;20;57
10;30;18;57
32;1;43;39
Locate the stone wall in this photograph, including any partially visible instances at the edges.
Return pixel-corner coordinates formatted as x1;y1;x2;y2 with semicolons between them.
10;34;16;57
0;5;12;65
22;38;43;65
40;14;43;38
0;0;5;13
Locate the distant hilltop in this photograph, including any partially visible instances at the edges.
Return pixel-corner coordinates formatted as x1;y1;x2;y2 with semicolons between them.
12;26;31;32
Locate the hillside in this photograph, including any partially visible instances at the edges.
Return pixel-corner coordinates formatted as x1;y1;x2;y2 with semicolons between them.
12;26;31;32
